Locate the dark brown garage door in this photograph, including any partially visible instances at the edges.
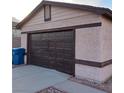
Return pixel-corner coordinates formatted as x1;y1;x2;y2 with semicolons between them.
28;30;75;75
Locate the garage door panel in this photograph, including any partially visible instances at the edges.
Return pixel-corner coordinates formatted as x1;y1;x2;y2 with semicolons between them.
31;43;49;49
56;60;65;70
41;33;49;40
64;43;73;48
55;49;63;53
40;41;48;45
31;34;41;41
64;54;73;59
29;30;75;75
31;50;48;57
56;42;64;48
48;33;56;39
56;53;64;59
63;49;73;54
49;48;56;51
63;58;74;61
49;57;56;67
49;41;56;48
40;43;49;48
31;41;40;46
55;32;65;39
64;31;73;35
49;52;55;57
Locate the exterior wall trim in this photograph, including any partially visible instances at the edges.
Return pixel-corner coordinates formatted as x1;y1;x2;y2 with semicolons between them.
21;22;101;34
76;59;112;68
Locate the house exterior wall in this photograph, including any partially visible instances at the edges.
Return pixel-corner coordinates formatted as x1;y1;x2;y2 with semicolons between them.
12;24;21;48
100;16;112;62
75;17;112;83
21;6;101;32
75;64;112;83
21;34;27;64
12;37;21;48
75;27;101;62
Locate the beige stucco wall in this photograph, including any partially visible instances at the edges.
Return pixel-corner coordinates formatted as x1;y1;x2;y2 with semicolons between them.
21;6;101;32
75;17;112;62
75;27;101;62
75;64;112;83
21;34;27;64
99;64;112;82
75;17;112;82
100;16;112;61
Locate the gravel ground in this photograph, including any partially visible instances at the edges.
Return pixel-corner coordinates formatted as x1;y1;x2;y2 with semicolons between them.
35;87;68;93
69;77;112;93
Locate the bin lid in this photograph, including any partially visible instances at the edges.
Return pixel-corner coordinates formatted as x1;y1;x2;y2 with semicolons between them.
12;48;25;50
12;48;25;53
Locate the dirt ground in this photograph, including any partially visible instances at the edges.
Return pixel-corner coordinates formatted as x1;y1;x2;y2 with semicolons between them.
36;87;68;93
69;77;112;93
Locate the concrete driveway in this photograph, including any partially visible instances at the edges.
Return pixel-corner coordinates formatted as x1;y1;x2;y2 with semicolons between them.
13;65;70;93
13;65;107;93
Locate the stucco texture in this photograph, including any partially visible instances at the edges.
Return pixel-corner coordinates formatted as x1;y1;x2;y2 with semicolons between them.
75;27;101;62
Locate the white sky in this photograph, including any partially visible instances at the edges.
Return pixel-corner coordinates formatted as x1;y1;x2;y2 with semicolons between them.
12;0;112;21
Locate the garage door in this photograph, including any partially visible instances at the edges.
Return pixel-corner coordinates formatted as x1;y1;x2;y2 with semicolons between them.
28;30;75;75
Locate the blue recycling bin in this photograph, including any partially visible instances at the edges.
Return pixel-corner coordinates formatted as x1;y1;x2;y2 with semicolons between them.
12;48;25;65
